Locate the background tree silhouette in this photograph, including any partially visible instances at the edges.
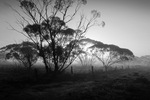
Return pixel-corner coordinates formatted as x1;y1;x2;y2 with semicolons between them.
7;0;104;74
77;52;96;67
0;41;39;70
81;38;134;71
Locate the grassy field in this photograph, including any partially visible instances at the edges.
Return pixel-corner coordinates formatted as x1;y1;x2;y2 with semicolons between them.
0;63;150;100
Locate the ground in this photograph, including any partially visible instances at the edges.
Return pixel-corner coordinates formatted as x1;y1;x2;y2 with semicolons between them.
0;64;150;100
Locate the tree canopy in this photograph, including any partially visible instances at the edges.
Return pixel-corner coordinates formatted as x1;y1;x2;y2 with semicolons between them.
0;41;39;69
81;38;134;71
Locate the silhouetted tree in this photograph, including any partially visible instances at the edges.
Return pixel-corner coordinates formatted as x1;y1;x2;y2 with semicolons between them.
77;51;96;67
82;38;134;71
7;0;104;74
0;41;39;70
91;43;134;71
77;38;99;67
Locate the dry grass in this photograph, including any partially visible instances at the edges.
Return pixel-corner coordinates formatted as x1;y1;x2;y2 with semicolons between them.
1;63;150;100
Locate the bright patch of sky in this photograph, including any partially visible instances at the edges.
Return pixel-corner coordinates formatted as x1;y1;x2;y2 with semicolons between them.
0;0;150;57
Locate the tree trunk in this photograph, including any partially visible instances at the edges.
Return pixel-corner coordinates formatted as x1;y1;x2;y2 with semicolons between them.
51;38;59;74
27;58;32;73
71;66;73;75
91;66;94;75
40;51;49;74
42;56;49;74
28;61;32;71
104;65;108;72
38;45;49;74
54;64;60;74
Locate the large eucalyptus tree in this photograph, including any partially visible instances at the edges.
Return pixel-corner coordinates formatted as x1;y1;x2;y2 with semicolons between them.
7;0;104;74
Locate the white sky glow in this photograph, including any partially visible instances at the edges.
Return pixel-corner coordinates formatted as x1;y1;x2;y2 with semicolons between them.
0;0;150;57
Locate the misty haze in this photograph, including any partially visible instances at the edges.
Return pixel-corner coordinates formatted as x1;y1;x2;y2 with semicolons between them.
0;0;150;100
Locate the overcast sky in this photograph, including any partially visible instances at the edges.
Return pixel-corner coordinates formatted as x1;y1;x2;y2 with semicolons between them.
0;0;150;57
